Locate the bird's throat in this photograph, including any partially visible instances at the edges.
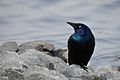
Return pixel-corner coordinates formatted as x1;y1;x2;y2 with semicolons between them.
72;34;81;41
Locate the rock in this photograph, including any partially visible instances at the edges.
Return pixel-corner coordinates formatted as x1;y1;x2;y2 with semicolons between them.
17;40;55;54
0;41;120;80
26;73;58;80
61;67;74;77
0;68;25;80
0;77;8;80
19;49;50;67
68;65;107;80
0;51;21;69
0;51;25;80
52;49;68;63
5;68;24;80
0;49;68;80
69;65;90;79
24;66;68;80
117;66;120;72
95;66;120;80
0;63;68;80
19;49;61;68
19;49;73;77
0;42;18;52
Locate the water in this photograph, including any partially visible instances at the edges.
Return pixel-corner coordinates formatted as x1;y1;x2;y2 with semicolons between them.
0;0;120;68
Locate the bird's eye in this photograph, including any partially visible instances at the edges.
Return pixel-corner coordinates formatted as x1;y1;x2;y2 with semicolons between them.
79;26;82;29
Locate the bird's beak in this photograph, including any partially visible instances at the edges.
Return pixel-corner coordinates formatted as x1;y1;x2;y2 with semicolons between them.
67;22;79;29
67;22;77;29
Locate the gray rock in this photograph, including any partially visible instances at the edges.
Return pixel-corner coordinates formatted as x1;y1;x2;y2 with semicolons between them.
61;67;74;77
26;73;57;80
0;68;25;80
68;65;107;80
19;49;64;68
0;41;120;80
113;72;120;80
0;51;21;69
52;49;68;63
19;49;73;77
0;51;25;80
0;65;68;80
0;42;18;52
6;68;25;80
0;49;69;80
19;49;54;67
18;40;55;54
95;66;120;80
24;66;68;80
69;65;90;79
0;77;8;80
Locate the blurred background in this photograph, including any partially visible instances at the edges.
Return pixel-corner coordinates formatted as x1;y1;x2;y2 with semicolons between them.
0;0;120;68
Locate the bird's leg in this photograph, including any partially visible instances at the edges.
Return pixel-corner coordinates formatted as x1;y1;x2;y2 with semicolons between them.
83;66;88;72
80;63;88;72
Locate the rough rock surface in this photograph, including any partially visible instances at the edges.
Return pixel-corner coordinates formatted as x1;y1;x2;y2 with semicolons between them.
25;66;68;80
19;49;73;77
17;40;55;54
0;42;18;52
52;49;68;63
0;41;120;80
0;51;21;69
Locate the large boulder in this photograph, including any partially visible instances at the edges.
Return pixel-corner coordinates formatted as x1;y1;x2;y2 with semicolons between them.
24;66;68;80
17;40;55;54
0;49;69;80
19;49;74;77
0;42;18;52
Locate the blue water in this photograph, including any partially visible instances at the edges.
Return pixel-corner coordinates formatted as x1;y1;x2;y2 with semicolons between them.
0;0;120;68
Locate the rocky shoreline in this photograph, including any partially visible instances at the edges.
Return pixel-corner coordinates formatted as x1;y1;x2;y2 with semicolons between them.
0;40;119;80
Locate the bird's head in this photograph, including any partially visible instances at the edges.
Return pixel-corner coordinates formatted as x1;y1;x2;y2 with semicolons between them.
67;22;91;36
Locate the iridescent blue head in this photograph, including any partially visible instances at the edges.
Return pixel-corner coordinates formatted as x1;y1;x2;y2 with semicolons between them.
67;22;93;43
67;22;92;35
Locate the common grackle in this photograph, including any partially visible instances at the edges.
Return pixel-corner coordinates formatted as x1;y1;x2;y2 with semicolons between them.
67;22;95;71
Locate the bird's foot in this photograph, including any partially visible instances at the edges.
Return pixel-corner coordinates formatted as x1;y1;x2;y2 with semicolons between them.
83;66;88;72
81;65;88;72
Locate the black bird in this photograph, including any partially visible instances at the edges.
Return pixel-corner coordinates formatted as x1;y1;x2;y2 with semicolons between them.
67;22;95;71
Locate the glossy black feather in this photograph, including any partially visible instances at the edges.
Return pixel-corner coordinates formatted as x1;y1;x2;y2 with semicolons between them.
67;22;95;71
